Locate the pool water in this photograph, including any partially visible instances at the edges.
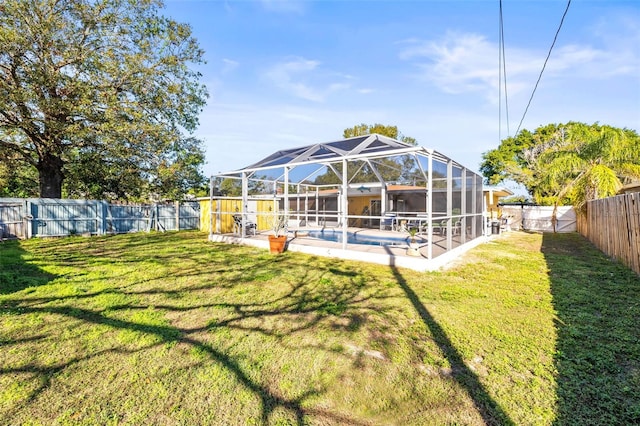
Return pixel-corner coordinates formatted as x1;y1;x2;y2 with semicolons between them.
304;230;411;246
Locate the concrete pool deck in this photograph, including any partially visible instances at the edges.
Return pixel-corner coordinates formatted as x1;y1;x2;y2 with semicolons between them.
209;227;490;272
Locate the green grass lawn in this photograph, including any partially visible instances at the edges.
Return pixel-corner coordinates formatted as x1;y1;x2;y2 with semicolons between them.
1;231;638;425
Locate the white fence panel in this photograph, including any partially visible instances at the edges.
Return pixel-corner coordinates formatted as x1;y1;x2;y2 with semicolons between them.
501;205;577;233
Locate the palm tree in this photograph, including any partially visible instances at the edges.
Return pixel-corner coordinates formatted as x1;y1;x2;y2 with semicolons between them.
533;123;640;231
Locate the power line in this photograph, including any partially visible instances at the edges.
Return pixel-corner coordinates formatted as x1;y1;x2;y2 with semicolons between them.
498;0;503;142
514;0;572;137
498;0;510;141
501;4;510;138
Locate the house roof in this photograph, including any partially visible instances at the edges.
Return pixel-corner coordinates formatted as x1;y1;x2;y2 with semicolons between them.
618;182;640;194
483;185;514;198
388;184;427;192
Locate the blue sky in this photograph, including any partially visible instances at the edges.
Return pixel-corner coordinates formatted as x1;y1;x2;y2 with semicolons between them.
163;0;640;188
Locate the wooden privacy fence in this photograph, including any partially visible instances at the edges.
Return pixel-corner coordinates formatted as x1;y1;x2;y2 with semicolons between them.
577;193;640;275
0;198;200;239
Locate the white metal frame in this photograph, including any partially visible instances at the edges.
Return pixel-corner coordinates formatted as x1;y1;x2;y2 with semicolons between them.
210;134;484;259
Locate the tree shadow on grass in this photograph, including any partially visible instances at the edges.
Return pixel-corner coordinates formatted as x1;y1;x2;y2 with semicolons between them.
389;265;515;425
1;253;383;425
7;298;375;426
542;233;640;425
0;232;410;424
0;240;58;295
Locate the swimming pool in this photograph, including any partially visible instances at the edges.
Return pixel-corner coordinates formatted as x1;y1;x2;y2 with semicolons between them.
303;230;413;246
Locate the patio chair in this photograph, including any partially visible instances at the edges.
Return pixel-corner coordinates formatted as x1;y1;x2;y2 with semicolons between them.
232;214;257;236
433;219;448;236
453;220;462;236
380;213;397;231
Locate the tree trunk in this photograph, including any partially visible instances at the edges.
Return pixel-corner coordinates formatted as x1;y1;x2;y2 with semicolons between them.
551;203;558;233
37;154;64;198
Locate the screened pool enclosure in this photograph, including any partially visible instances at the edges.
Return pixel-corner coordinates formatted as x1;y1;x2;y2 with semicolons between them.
209;134;484;261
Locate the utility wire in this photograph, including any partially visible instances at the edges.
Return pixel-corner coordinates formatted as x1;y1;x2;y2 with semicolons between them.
514;0;572;137
498;0;510;141
498;0;503;142
501;1;510;137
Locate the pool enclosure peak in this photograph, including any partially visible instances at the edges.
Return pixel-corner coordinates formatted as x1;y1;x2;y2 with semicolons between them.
244;133;416;170
217;133;462;177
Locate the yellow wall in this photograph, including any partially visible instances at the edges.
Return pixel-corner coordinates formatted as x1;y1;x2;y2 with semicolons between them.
201;196;385;233
484;193;502;219
200;199;240;233
348;196;373;215
200;199;280;234
255;199;276;230
348;196;378;227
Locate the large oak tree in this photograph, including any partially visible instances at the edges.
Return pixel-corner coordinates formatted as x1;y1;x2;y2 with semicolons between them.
343;123;417;146
0;0;207;199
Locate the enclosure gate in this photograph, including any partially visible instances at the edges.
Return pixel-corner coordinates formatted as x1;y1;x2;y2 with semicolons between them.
0;201;27;239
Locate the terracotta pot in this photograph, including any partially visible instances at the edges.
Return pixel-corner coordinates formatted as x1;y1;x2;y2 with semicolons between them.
268;235;287;254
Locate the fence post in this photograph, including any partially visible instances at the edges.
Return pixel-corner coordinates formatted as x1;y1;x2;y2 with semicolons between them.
96;200;104;235
106;202;114;234
25;199;33;239
103;201;109;234
175;201;180;231
20;199;27;239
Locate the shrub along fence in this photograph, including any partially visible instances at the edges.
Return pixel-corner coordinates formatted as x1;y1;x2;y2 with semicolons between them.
0;198;200;239
577;192;639;275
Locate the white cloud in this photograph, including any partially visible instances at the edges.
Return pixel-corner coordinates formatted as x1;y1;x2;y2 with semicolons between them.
542;44;638;79
328;82;350;92
398;29;640;104
221;58;239;74
263;57;352;102
399;32;497;95
591;12;640;48
578;13;640;78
